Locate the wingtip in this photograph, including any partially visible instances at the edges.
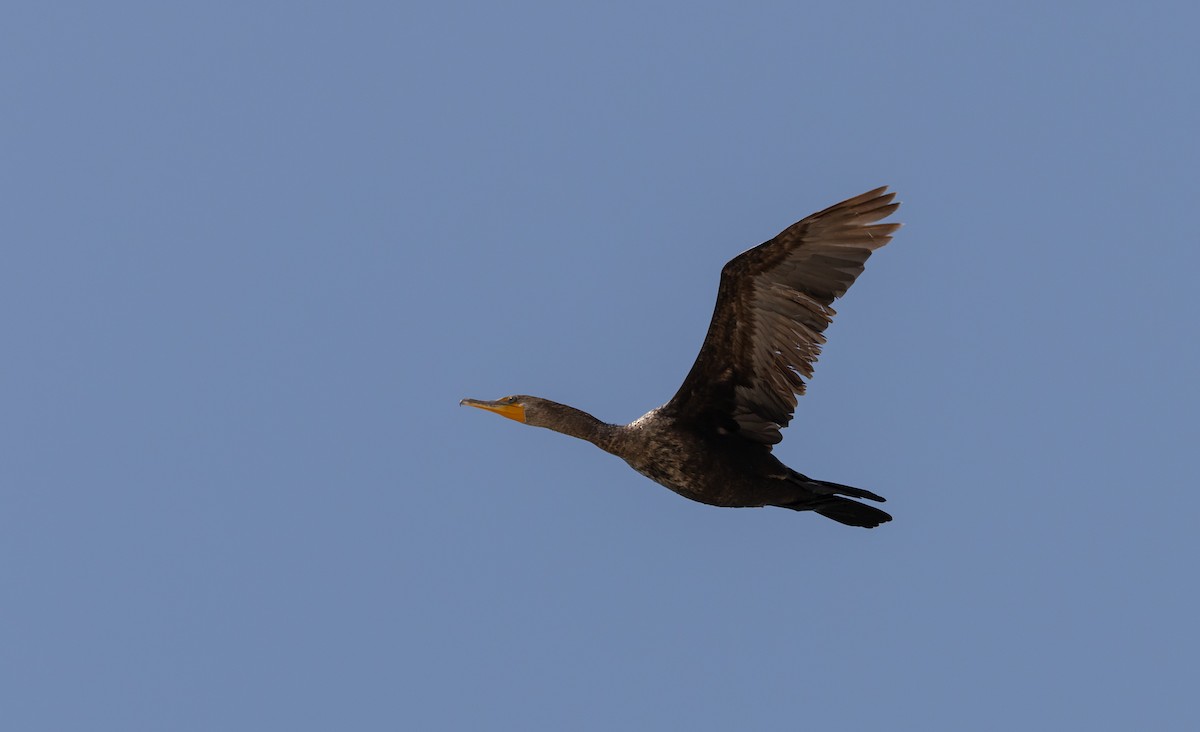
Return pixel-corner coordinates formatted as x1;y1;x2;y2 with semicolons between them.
835;186;899;214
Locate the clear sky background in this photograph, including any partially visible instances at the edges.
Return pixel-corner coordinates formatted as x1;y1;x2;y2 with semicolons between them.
3;1;1197;729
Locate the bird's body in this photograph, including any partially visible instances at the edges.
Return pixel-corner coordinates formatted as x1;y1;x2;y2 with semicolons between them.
462;187;900;528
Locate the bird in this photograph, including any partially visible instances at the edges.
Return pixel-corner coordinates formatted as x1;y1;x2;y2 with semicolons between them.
461;187;900;528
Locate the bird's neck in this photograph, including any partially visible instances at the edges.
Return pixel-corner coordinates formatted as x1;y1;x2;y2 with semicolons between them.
537;402;621;452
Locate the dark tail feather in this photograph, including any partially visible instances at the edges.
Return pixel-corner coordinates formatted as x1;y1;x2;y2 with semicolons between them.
809;497;893;529
774;495;893;528
811;478;886;503
788;471;887;503
779;471;892;527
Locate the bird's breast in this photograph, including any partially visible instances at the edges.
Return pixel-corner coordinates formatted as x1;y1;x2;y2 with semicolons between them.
611;413;757;507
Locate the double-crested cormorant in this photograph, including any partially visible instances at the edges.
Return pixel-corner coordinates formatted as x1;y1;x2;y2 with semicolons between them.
462;187;900;528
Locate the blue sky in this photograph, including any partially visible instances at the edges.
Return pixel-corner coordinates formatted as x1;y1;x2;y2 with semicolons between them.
3;1;1198;729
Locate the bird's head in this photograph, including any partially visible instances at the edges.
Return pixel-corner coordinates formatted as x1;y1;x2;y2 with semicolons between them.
460;394;606;443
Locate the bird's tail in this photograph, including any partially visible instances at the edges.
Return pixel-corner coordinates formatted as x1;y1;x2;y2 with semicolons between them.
806;478;886;503
787;471;887;503
808;497;893;528
780;471;892;528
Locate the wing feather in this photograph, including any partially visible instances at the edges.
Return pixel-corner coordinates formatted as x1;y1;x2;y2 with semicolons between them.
664;187;901;445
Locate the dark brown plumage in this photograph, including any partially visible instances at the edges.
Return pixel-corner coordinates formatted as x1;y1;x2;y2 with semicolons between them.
461;187;900;528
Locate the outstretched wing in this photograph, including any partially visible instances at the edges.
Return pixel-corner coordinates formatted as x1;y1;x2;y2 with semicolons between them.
663;187;900;445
